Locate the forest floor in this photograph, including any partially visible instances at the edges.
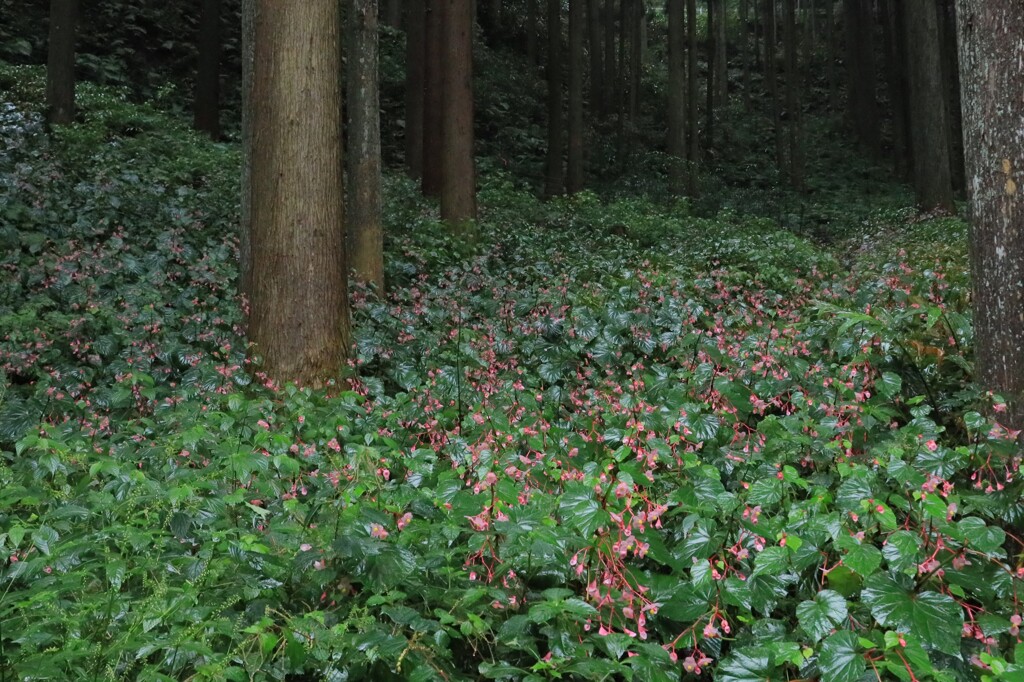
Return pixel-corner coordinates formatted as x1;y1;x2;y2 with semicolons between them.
0;64;1020;682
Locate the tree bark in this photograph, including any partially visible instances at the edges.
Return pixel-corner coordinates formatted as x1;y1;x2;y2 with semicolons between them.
712;0;727;108
46;0;78;126
440;0;478;234
247;0;349;387
783;0;803;190
544;0;565;197
938;0;965;194
526;0;539;66
347;0;384;288
239;0;255;296
193;0;221;138
604;0;617;117
587;0;604;118
957;0;1024;431
567;0;585;193
628;0;642;122
422;0;444;197
740;0;752;109
385;0;402;27
405;0;425;179
686;0;699;195
667;0;686;192
879;0;909;180
905;0;954;212
844;0;880;157
763;0;784;171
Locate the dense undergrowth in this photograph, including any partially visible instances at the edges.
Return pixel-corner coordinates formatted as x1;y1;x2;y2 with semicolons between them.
2;62;1023;682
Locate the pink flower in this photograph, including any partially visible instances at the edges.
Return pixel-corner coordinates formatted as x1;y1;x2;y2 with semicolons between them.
370;523;389;539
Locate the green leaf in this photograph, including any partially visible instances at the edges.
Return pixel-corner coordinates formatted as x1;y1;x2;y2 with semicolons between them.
842;542;883;577
752;546;789;577
559;483;607;537
717;647;775;682
797;590;848;642
877;372;903;399
862;575;963;655
32;526;59;556
818;631;865;682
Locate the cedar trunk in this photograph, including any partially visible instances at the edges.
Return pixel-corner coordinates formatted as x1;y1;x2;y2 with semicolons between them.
347;0;384;288
405;0;425;179
685;0;698;195
666;0;686;191
844;0;880;157
422;0;444;197
247;0;349;386
567;0;585;193
586;0;604;118
46;0;78;126
904;0;954;212
544;0;565;197
439;0;477;233
957;0;1024;431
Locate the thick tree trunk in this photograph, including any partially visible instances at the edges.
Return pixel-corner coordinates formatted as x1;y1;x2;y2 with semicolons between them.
544;0;565;197
628;0;642;122
686;0;698;195
905;0;954;212
440;0;477;234
826;0;838;109
247;0;349;387
938;0;965;194
193;0;221;138
405;0;425;179
705;0;716;149
567;0;585;193
763;0;784;171
957;0;1024;431
348;0;384;288
46;0;78;126
740;0;752;109
385;0;402;27
422;0;444;197
604;0;617;116
667;0;686;192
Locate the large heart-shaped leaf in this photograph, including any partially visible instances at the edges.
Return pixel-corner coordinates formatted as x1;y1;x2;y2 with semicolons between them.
797;589;848;642
818;631;865;682
862;574;963;655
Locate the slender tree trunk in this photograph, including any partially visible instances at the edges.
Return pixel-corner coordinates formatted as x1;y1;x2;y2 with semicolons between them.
905;0;954;212
440;0;477;234
405;0;425;179
628;0;642;122
764;0;784;170
826;0;838;109
686;0;699;195
957;0;1024;432
712;0;727;108
422;0;444;197
783;0;803;190
706;0;716;149
667;0;687;192
740;0;752;109
604;0;617;116
240;0;255;295
544;0;565;197
587;0;604;118
567;0;585;193
348;0;384;288
46;0;78;126
247;0;349;387
194;0;221;138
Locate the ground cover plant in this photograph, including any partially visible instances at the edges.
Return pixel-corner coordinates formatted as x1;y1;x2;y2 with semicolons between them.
2;62;1024;682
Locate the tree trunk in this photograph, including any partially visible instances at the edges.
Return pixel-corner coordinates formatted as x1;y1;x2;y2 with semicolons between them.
193;0;221;138
405;0;425;179
706;0;716;149
348;0;384;288
667;0;686;192
904;0;954;212
526;0;539;66
247;0;349;387
712;0;727;108
879;0;909;180
783;0;803;190
844;0;880;157
567;0;585;193
385;0;402;27
604;0;617;116
46;0;78;126
628;0;642;122
957;0;1024;432
826;0;838;109
938;0;965;194
440;0;477;235
686;0;699;195
544;0;565;197
763;0;784;170
587;0;604;118
422;0;444;196
740;0;752;109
